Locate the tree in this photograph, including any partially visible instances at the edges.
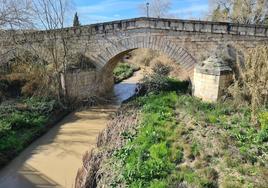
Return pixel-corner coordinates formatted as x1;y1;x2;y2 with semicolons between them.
30;0;72;100
0;0;33;29
139;0;172;18
209;0;268;24
0;0;73;100
73;12;80;27
211;5;228;22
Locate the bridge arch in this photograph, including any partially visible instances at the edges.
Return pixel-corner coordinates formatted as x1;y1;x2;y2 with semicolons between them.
93;35;197;95
95;35;197;77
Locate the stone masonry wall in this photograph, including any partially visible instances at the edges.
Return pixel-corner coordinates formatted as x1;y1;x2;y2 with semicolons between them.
64;70;98;100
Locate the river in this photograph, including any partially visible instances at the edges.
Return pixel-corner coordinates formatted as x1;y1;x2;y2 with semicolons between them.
0;71;143;188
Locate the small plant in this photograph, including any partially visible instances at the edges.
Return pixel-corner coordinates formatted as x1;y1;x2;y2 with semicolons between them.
190;141;201;159
257;111;268;142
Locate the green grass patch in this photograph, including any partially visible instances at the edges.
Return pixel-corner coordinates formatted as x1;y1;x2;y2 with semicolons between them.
0;97;62;168
113;63;140;83
114;92;220;187
110;90;267;187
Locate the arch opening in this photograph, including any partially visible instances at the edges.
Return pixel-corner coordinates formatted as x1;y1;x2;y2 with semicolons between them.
97;47;194;96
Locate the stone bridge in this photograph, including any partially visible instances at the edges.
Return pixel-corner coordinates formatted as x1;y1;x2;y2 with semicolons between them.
1;17;268;101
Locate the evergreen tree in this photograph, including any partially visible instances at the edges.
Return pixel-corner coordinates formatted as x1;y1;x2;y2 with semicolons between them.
73;12;80;27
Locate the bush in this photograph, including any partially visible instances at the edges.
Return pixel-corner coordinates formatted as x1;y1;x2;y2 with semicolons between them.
24;97;59;115
113;63;140;83
152;62;171;76
6;60;55;98
139;63;190;95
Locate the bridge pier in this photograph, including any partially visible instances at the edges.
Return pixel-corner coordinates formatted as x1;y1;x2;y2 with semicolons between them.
193;56;233;102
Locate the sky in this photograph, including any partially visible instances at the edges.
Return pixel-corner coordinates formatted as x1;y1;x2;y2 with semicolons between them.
72;0;209;25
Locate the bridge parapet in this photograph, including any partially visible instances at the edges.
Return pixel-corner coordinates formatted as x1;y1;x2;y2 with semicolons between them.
2;17;268;44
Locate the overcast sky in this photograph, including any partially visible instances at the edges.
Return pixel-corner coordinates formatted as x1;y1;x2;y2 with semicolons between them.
72;0;209;25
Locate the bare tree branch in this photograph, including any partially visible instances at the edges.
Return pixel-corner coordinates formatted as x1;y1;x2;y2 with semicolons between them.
209;0;268;24
139;0;172;18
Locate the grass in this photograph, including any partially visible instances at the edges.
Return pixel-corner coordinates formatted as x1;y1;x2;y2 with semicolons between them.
113;63;140;83
0;97;63;168
105;91;268;187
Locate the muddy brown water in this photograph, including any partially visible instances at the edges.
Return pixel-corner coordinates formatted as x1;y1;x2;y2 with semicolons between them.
0;71;143;188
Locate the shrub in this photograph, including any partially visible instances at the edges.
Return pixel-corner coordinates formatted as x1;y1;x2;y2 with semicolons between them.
138;63;190;95
228;45;268;119
24;97;59;115
152;62;171;76
7;60;55;98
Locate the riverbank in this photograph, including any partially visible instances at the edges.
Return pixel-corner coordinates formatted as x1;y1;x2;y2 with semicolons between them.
0;71;143;188
0;98;69;169
76;91;268;188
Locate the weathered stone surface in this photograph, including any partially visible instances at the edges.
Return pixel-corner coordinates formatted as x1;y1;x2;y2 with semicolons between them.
194;56;233;102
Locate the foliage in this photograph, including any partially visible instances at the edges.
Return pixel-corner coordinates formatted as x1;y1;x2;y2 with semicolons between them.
113;63;140;83
0;97;61;168
152;62;171;76
73;12;80;27
128;49;188;81
258;111;268;142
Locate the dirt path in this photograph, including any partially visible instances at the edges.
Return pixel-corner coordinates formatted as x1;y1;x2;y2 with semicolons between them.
0;71;143;188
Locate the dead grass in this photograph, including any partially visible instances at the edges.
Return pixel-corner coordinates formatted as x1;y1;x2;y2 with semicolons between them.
75;103;140;188
127;48;189;80
227;45;268;119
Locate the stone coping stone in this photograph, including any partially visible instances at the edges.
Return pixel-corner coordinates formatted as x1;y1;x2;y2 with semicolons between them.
195;56;232;76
